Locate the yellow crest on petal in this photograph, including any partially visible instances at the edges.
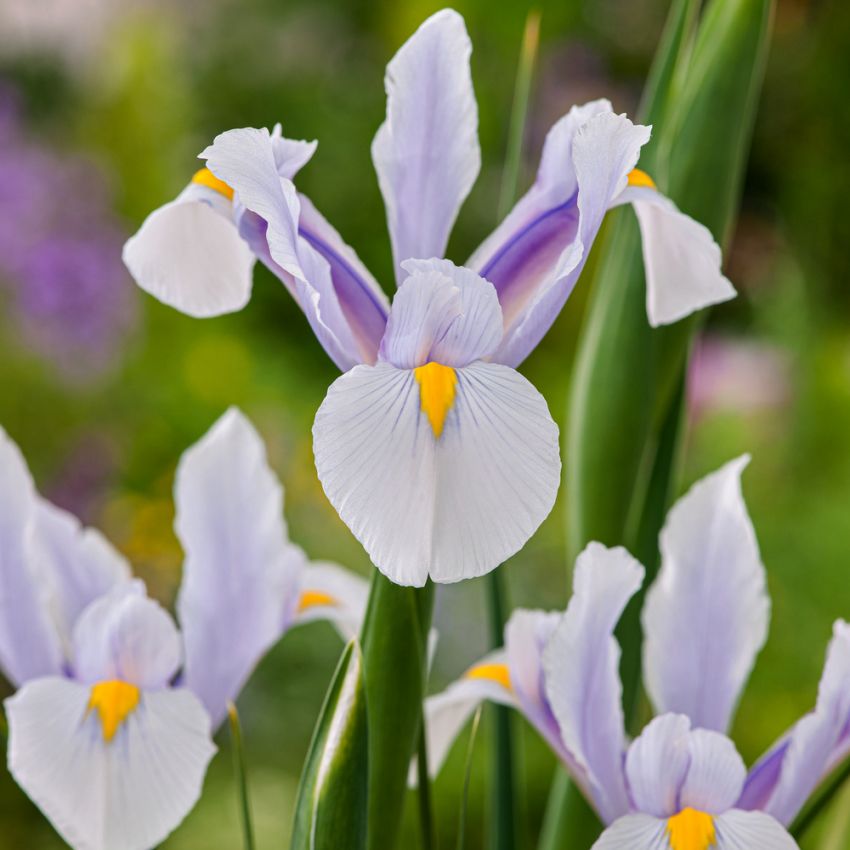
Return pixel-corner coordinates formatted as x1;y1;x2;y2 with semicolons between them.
465;662;512;692
191;167;235;200
666;808;717;850
627;167;656;189
88;680;141;742
298;590;337;612
414;362;458;439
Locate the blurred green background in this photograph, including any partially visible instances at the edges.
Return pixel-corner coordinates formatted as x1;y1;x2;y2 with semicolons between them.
0;0;848;847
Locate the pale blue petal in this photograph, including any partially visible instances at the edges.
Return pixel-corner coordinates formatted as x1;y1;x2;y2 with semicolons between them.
642;456;768;733
379;260;503;368
680;728;747;814
175;408;302;729
543;543;644;823
372;9;480;282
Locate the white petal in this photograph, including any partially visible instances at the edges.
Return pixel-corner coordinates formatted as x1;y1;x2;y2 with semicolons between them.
313;361;560;586
122;188;256;318
680;728;746;814
372;9;480;280
714;811;800;849
72;584;182;689
642;455;769;733
543;543;644;822
6;677;215;850
590;815;667;849
614;185;736;326
418;650;514;782
293;561;370;640
176;408;299;729
34;500;131;648
0;427;62;685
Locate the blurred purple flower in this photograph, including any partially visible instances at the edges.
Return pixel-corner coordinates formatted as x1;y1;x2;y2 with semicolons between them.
0;85;137;380
688;334;793;421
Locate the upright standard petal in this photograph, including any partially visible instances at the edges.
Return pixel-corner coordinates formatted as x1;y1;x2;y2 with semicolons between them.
122;181;257;318
611;184;736;326
372;9;480;279
379;261;503;368
313;360;559;585
0;427;62;685
494;111;651;367
6;677;215;850
176;408;298;728
642;456;769;733
468;99;612;326
203;128;375;369
34;500;131;647
542;543;644;822
293;561;370;640
72;584;182;689
748;621;850;825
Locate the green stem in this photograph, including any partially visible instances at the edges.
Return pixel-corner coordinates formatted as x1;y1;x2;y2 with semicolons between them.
791;755;850;842
456;707;483;850
227;702;256;850
417;719;435;850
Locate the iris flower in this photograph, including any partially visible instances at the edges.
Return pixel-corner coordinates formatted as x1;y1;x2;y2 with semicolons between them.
422;456;849;849
124;9;734;586
0;408;367;850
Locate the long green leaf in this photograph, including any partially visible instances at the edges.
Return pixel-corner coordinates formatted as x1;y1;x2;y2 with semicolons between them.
291;640;369;850
360;573;434;850
227;702;256;850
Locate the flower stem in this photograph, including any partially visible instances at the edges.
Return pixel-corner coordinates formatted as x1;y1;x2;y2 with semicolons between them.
417;718;435;850
227;702;255;850
456;707;483;850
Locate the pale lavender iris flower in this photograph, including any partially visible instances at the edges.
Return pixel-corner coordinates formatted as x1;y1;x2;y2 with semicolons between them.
124;9;734;586
422;456;847;849
0;408;367;850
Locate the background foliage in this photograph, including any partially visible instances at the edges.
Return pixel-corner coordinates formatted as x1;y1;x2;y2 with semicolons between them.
0;0;848;846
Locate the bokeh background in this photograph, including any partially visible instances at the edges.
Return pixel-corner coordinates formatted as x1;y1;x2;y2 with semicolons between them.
0;0;848;846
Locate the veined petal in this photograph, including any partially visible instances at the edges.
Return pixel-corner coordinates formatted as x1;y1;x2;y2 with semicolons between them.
293;561;370;640
469;99;612;326
34;500;131;649
372;9;480;281
72;584;182;689
642;456;769;733
6;677;215;850
748;620;850;825
679;729;747;815
591;811;798;850
543;543;644;823
122;182;256;318
612;185;736;326
202;127;370;369
418;649;514;781
494;110;651;367
313;361;559;586
175;408;300;729
0;427;63;686
379;260;503;368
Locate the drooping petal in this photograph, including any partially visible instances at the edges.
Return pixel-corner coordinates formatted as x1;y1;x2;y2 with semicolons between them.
6;677;215;850
313;361;559;586
494;111;651;367
468;99;612;326
611;184;736;326
591;811;799;850
625;714;692;818
504;609;572;764
543;543;644;823
745;621;850;825
72;583;182;689
122;182;257;318
34;500;131;648
642;455;769;733
175;408;300;729
0;427;62;685
372;9;480;281
419;650;514;780
679;729;747;814
379;260;503;369
202;127;377;369
293;561;370;640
